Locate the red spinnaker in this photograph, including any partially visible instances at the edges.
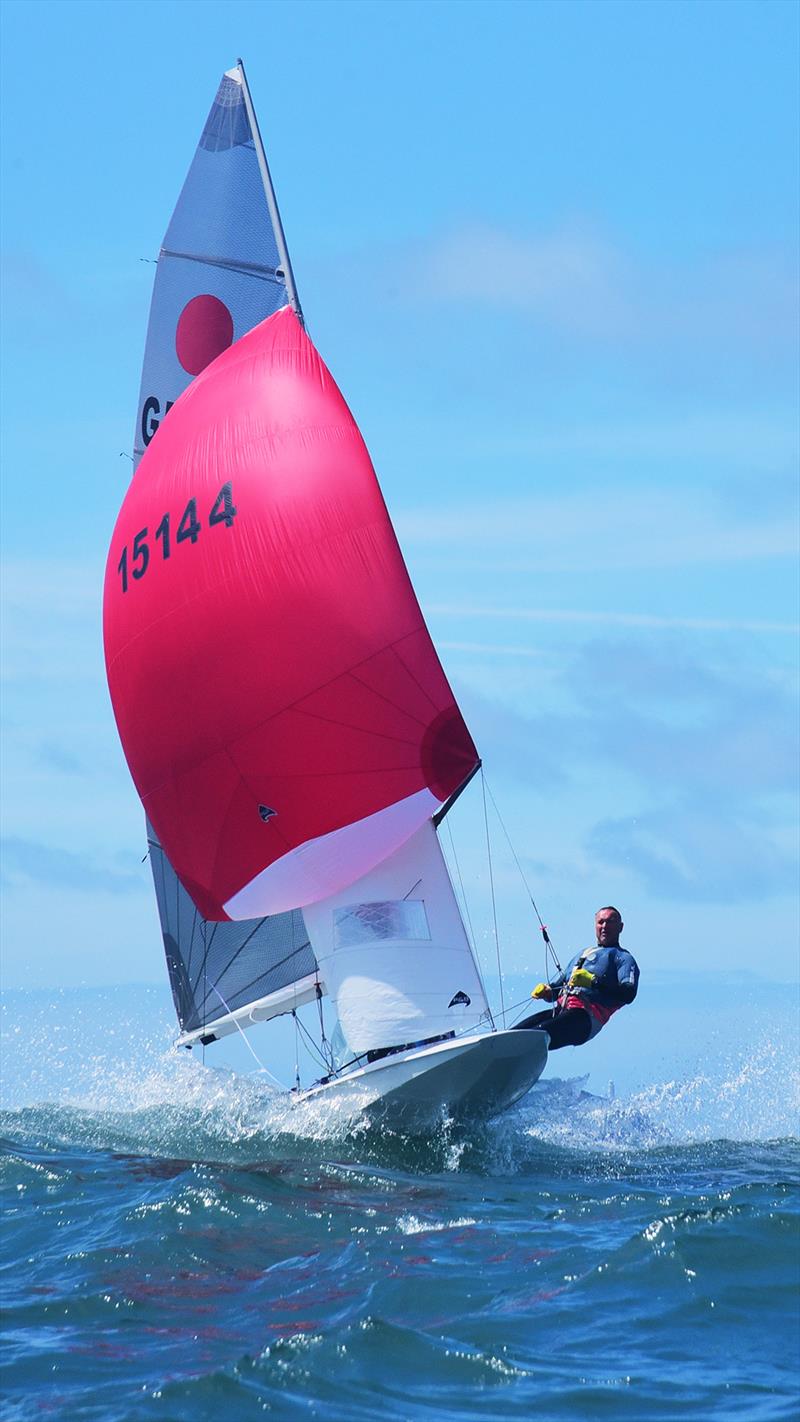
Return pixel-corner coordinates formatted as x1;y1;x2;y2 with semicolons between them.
103;308;477;920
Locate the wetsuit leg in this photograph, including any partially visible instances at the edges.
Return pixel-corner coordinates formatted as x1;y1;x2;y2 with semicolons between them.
513;1007;593;1049
544;1009;593;1049
513;1008;557;1032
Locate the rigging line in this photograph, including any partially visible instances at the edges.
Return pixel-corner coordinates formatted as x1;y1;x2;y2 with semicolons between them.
315;981;333;1073
189;914;225;999
292;1011;300;1091
193;915;268;999
505;993;543;1022
481;767;506;1028
202;920;207;1068
174;855;180;957
444;817;495;1032
293;1008;330;1075
445;818;477;953
483;778;564;978
206;983;287;1089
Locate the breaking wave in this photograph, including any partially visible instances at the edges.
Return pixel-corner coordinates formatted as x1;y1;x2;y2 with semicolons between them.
2;994;796;1173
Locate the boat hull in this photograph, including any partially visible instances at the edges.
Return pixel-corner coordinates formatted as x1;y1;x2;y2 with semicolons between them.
297;1028;549;1130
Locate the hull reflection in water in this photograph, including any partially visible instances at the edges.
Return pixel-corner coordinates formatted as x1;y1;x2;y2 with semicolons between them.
298;1029;550;1130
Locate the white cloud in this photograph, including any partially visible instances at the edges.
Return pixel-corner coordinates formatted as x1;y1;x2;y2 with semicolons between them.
438;640;544;657
422;222;799;358
426;223;634;337
396;484;798;573
433;607;799;636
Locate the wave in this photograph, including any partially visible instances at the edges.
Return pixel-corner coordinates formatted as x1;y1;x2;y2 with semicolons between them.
1;1051;797;1182
2;986;797;1175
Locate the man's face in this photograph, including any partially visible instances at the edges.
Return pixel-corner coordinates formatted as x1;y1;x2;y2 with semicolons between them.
595;909;622;945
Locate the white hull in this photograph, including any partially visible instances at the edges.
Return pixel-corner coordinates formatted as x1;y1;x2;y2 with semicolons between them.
296;1029;549;1130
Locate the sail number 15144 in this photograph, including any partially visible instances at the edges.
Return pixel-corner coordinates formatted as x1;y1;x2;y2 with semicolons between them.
116;483;237;593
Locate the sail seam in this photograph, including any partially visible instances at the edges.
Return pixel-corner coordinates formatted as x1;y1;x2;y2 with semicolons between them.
288;704;423;748
389;642;441;715
346;670;429;729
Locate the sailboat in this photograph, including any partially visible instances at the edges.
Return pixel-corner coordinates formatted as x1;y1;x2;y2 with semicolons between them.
103;61;549;1128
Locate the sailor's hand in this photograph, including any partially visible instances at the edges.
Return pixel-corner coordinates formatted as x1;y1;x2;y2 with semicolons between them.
531;983;552;1000
569;967;595;989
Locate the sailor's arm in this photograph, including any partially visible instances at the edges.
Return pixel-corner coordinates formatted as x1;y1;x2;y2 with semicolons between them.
530;963;569;1001
602;950;639;1004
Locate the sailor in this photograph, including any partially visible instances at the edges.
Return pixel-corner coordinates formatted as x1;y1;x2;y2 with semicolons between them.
513;906;639;1049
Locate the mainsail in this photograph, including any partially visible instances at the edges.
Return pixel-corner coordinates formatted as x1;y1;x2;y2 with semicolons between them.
148;823;319;1046
133;62;298;470
106;62;488;1056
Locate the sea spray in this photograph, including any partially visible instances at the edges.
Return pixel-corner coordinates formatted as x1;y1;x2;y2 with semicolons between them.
2;986;798;1421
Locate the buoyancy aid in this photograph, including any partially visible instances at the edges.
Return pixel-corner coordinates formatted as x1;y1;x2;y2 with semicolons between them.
555;945;639;1039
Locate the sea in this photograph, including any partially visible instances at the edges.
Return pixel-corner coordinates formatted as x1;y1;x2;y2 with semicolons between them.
2;983;798;1422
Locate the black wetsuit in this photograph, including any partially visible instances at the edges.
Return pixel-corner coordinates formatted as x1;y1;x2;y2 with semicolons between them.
513;1006;593;1049
513;944;639;1050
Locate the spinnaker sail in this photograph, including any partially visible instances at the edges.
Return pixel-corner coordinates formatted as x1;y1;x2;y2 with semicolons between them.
105;306;479;922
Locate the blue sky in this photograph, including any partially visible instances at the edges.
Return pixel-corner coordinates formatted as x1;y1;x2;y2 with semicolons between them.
1;0;798;1002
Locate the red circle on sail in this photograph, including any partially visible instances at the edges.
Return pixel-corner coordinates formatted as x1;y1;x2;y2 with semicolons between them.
175;295;234;375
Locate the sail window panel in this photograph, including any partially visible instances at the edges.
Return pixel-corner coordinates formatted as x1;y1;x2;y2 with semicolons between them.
333;900;431;950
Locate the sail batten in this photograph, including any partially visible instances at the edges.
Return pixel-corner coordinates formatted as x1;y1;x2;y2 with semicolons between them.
160;248;286;281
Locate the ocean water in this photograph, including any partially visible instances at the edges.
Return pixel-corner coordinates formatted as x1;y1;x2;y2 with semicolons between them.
1;988;798;1421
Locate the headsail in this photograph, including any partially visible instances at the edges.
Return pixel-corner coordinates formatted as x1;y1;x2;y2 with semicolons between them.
105;308;479;922
304;821;490;1055
133;62;297;468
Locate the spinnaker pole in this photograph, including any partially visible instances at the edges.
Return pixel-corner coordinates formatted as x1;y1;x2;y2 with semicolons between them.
236;57;303;324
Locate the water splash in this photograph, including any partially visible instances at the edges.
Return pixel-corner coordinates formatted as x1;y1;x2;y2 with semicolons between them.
2;988;797;1174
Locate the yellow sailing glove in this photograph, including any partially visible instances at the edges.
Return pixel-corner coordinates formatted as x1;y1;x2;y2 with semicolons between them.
569;967;595;989
531;983;551;1000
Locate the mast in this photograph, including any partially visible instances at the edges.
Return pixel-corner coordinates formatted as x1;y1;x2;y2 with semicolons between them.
235;58;303;324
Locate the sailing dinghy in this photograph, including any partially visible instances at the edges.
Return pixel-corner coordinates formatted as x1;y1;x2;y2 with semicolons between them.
103;62;548;1128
